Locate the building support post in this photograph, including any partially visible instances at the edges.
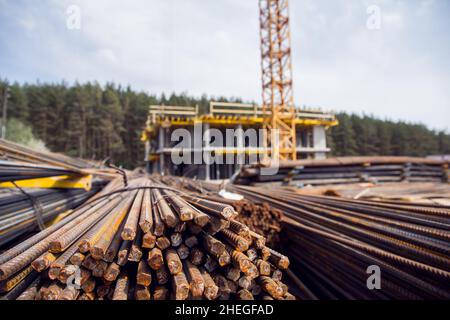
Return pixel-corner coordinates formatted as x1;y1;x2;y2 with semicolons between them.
236;124;244;168
313;126;327;160
144;140;151;173
203;123;210;181
159;127;166;174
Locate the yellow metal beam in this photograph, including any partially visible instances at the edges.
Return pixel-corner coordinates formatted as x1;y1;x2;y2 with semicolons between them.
148;155;160;161
0;175;93;191
294;119;339;127
140;114;339;142
147;117;338;128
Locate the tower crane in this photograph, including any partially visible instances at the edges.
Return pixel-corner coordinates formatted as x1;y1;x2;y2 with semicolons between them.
259;0;297;161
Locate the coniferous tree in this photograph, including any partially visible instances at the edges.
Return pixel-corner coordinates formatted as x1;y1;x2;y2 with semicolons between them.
7;82;29;122
0;80;448;168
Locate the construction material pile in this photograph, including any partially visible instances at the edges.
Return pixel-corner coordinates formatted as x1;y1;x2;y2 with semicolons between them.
0;186;101;247
233;201;282;248
237;156;449;186
0;140;116;247
0;139;94;170
295;182;450;206
229;185;450;299
156;177;284;247
0;177;293;300
0;139;117;180
0;161;83;183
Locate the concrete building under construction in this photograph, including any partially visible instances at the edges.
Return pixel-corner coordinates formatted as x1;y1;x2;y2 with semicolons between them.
142;102;338;180
140;0;340;180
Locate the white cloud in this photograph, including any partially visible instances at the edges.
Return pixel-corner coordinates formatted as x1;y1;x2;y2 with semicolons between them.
18;18;36;31
383;13;404;29
416;0;436;16
0;0;448;131
95;48;119;65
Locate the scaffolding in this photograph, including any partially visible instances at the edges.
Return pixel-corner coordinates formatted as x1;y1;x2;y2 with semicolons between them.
142;102;338;180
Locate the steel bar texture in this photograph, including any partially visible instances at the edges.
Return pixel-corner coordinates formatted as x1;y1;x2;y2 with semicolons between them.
0;176;292;301
227;184;450;299
0;140;123;247
237;156;450;186
0;139;118;180
0;186;102;247
0;160;82;183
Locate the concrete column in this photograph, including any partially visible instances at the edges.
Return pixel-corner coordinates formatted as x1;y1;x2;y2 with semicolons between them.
313;126;327;160
159;127;166;173
144;140;151;173
236;124;244;166
203;123;210;181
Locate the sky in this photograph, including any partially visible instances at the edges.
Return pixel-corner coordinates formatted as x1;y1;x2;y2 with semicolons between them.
0;0;449;131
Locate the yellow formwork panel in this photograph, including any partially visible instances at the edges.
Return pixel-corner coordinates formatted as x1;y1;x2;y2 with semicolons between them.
294;119;339;127
141;115;339;141
141;131;149;142
0;175;93;191
148;117;338;127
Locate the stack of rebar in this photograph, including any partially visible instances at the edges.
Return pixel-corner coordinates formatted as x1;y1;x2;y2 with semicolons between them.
228;185;450;299
0;161;82;183
232;201;283;248
0;177;293;301
0;140;124;247
0;139;95;171
156;177;284;247
237;156;449;186
0;139;118;180
0;184;103;248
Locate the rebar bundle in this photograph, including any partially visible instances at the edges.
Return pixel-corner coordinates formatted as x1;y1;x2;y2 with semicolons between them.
155;177;284;247
0;177;293;301
0;185;102;247
237;156;449;186
0;139;95;172
0;139;118;180
0;161;82;183
229;185;450;299
0;141;124;247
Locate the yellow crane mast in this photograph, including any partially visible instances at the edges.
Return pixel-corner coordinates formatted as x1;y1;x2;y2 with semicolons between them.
259;0;297;161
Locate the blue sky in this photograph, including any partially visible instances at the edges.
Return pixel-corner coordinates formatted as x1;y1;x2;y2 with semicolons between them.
0;0;449;131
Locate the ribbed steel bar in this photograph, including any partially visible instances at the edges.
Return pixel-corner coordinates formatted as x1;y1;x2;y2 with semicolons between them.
237;156;449;186
228;184;450;299
0;175;293;301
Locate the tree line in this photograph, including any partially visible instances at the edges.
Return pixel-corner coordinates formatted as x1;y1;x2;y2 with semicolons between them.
0;80;242;168
327;113;450;157
1;80;449;168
